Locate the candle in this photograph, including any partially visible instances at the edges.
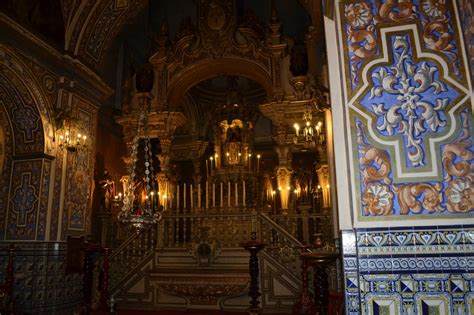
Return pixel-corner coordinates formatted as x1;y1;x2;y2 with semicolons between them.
220;182;223;208
257;154;261;173
227;181;231;207
215;154;218;169
243;180;246;207
213;183;216;208
235;182;238;207
184;183;187;209
206;181;209;209
248;153;252;172
198;183;201;209
190;184;194;209
177;185;180;209
210;156;214;173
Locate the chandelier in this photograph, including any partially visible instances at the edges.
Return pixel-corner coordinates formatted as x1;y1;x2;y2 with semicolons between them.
57;118;88;152
117;111;163;233
293;106;324;147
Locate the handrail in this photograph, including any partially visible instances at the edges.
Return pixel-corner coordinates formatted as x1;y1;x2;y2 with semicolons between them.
109;225;151;260
258;212;303;247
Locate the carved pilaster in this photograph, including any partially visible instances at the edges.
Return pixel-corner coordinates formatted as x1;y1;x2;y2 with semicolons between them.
316;164;330;209
275;166;291;212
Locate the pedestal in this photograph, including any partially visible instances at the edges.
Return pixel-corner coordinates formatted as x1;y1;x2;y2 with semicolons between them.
241;232;266;315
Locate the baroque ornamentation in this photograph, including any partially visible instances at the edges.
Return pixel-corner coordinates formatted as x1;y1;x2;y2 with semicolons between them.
442;112;472;181
446;178;473;213
393;182;443;215
369;34;452;168
362;183;393;216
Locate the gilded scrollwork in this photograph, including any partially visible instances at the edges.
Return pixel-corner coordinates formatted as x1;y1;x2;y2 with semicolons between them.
393;182;443;215
442;113;472;181
357;123;391;186
344;3;377;85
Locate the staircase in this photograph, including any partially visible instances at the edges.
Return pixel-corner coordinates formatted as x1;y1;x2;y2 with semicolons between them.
106;209;336;313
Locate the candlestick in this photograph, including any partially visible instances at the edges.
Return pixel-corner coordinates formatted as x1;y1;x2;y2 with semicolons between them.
235;182;238;207
184;183;187;209
243;180;246;207
213;183;216;208
177;185;180;209
198;183;201;209
228;181;231;207
206;181;209;209
220;182;223;208
190;184;194;209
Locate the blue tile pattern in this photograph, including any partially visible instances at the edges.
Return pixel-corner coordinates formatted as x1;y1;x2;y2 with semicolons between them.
342;225;474;314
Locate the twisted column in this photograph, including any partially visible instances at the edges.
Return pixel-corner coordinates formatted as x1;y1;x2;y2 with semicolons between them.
241;232;266;315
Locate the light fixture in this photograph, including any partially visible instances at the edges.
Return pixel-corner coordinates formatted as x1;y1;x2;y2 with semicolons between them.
57;118;88;152
116;111;163;233
293;105;325;147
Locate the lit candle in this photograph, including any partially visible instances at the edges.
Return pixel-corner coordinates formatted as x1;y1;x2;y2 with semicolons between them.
243;180;246;207
257;154;261;173
235;182;238;207
210;156;214;173
248;153;252;172
213;183;216;208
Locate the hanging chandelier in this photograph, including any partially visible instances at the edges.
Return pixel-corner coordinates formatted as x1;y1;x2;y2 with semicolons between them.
293;105;324;147
117;111;163;233
57;118;88;152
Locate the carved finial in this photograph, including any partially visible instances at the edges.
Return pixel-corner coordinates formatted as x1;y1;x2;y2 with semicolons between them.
157;19;170;47
271;0;279;24
268;0;281;45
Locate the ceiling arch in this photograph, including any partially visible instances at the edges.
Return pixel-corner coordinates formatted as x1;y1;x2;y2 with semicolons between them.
64;0;147;71
166;57;274;107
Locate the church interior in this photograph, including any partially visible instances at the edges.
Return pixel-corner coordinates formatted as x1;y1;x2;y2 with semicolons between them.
0;0;473;314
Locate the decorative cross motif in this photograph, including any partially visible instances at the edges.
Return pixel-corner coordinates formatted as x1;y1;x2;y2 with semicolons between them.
11;173;38;227
351;25;469;180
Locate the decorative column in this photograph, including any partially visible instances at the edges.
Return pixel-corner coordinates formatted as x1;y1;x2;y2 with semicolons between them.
149;111;186;210
316;164;330;209
275;143;292;214
241;232;266;315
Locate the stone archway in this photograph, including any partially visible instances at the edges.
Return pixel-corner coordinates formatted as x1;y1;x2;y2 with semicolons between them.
0;44;55;241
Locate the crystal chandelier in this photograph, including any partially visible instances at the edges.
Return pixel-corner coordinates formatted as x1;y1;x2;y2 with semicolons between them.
293;106;324;147
117;111;162;233
57;118;88;152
